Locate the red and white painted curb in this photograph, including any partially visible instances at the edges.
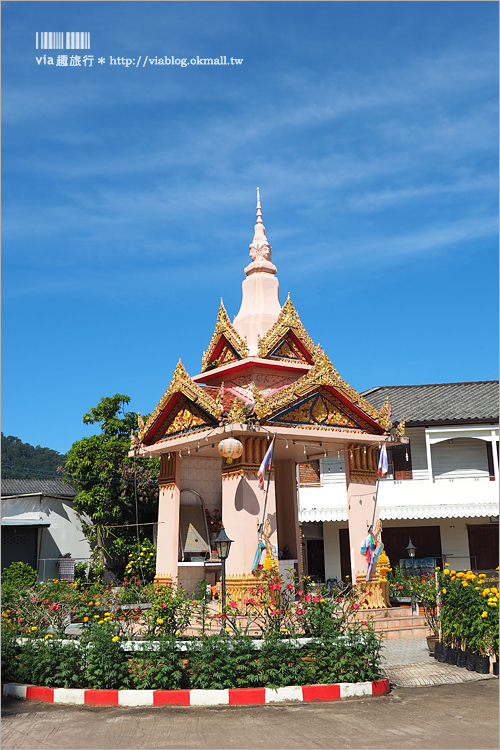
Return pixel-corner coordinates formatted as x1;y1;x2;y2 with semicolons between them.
2;679;389;707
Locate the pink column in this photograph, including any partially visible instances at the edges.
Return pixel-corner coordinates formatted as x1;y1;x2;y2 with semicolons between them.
222;473;277;576
345;472;379;581
155;454;180;584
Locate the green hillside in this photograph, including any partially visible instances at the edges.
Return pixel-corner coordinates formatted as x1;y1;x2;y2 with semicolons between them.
1;433;66;479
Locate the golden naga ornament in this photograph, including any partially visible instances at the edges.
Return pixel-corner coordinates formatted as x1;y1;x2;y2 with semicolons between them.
218;436;244;463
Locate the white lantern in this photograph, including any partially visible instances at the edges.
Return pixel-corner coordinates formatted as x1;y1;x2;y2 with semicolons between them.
218;437;244;463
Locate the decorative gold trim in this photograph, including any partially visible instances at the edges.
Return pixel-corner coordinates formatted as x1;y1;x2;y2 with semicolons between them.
221;437;274;480
377;397;391;431
201;300;248;372
225;573;262;609
257;294;317;362
154;574;173;587
140;360;219;443
159;482;176;491
348;444;378;485
356;545;391;609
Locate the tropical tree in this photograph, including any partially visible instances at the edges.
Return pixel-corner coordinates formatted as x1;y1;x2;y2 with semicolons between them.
65;395;158;578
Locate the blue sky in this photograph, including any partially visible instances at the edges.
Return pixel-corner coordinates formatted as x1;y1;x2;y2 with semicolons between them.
2;1;498;455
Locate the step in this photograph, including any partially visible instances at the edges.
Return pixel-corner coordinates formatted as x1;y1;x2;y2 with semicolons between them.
381;625;430;640
353;607;415;621
371;616;427;631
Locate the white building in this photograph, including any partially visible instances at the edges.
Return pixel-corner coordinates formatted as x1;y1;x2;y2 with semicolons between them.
298;381;499;581
1;479;91;581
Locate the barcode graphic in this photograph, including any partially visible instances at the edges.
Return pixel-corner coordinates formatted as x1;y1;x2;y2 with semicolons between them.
36;32;90;50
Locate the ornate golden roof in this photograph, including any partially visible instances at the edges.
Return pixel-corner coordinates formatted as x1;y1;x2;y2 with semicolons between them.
257;294;318;363
201;300;249;372
139;359;219;443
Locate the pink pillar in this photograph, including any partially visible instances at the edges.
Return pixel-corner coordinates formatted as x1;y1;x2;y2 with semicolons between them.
222;473;277;576
345;475;379;581
155;454;180;584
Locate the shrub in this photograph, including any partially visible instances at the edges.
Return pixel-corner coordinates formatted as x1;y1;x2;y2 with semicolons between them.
14;638;83;689
187;633;260;690
1;562;37;609
81;621;131;689
123;539;157;583
257;633;308;688
129;639;186;690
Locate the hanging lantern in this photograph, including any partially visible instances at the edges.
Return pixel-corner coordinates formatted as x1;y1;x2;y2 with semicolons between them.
218;437;244;464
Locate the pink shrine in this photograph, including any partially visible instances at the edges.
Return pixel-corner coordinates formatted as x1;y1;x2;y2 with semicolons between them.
134;190;395;605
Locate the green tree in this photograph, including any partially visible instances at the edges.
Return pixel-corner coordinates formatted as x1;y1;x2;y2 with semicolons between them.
65;395;159;578
1;433;66;479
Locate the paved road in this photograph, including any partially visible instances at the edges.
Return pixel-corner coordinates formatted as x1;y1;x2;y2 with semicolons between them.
2;680;498;750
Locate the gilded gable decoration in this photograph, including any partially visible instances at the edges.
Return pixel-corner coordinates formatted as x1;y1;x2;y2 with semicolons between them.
270;390;368;431
153;396;217;443
201;300;248;372
254;352;384;432
140;359;219;443
257;295;317;363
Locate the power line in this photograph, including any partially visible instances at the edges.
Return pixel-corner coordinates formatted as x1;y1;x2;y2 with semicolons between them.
2;463;159;487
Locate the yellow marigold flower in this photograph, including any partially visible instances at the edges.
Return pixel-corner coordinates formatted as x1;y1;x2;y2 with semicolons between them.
444;563;450;567
88;601;93;605
475;587;481;590
435;567;440;571
156;618;164;624
451;571;456;575
456;572;465;578
83;616;89;622
31;626;37;630
479;574;487;578
462;582;469;587
112;636;119;642
483;589;490;595
481;611;488;618
442;588;447;594
98;620;104;624
44;634;53;639
491;587;498;594
443;569;450;576
224;627;231;633
95;602;100;606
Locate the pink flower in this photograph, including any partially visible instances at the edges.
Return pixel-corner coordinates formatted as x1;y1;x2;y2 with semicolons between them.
361;620;367;625
32;597;37;602
313;596;320;603
305;594;312;601
368;592;373;596
160;603;166;608
192;601;197;607
337;597;342;603
296;609;305;615
258;586;263;593
214;613;219;619
287;584;294;591
352;603;359;609
229;602;237;609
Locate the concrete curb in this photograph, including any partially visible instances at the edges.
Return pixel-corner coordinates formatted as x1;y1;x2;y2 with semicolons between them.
2;679;389;707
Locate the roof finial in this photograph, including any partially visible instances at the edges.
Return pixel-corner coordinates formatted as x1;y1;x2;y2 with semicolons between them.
256;187;263;225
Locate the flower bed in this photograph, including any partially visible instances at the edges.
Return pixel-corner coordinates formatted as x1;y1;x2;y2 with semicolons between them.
2;565;384;692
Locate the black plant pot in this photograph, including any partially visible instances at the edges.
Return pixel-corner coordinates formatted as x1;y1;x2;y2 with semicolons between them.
445;648;459;666
433;641;442;660
493;661;499;676
437;644;448;663
456;650;467;668
476;655;490;675
466;651;477;671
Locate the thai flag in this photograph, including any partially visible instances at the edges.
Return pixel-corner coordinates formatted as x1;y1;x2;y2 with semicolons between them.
378;443;388;478
258;437;275;491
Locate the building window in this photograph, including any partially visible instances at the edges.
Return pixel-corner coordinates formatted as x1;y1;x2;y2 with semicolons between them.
389;444;413;480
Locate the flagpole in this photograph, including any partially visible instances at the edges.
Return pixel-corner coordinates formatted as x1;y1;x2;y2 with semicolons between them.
258;432;276;535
